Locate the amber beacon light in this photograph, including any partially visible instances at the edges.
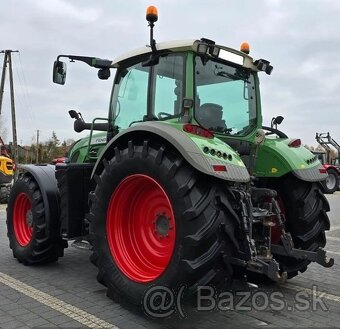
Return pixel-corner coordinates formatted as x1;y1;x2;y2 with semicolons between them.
240;42;250;54
146;5;158;24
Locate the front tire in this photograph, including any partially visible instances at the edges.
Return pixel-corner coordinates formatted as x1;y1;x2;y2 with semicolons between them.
89;140;240;306
322;168;339;194
7;175;66;265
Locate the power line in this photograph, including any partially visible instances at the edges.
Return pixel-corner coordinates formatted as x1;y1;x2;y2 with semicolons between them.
12;54;34;128
16;53;35;122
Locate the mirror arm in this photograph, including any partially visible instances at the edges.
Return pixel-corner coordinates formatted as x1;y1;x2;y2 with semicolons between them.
91;122;109;131
56;55;113;69
73;118;109;133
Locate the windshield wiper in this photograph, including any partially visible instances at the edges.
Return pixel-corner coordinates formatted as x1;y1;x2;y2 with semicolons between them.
215;70;250;82
214;64;250;81
216;71;240;80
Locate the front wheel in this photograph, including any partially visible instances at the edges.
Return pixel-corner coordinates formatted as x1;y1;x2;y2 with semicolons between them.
7;175;66;265
322;168;339;194
89;140;241;306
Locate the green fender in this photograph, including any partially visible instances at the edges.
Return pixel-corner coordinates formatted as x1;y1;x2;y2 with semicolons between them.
255;137;327;182
68;133;107;163
91;121;250;183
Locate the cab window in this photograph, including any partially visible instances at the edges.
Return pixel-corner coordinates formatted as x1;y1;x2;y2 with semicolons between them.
154;55;184;118
110;54;185;130
111;62;148;130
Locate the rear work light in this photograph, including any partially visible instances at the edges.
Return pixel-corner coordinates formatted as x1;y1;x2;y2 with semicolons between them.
288;139;301;148
183;124;214;139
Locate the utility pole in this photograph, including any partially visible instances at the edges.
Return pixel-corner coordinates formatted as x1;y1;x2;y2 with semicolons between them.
0;50;19;179
8;51;19;175
36;129;39;164
0;54;8;115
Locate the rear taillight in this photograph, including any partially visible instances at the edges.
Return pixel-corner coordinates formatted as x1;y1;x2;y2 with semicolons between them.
288;139;301;148
212;165;227;172
183;124;214;139
319;168;327;174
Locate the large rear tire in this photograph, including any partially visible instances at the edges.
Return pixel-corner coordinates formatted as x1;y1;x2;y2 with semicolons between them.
269;175;330;279
7;175;66;265
89;140;240;306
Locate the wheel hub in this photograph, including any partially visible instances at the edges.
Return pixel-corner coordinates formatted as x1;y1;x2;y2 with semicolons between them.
155;213;171;237
326;174;336;189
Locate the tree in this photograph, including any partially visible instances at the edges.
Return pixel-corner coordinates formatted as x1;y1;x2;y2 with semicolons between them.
39;131;62;162
19;133;75;164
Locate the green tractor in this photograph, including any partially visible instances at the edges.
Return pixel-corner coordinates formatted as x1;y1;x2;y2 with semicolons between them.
7;6;333;307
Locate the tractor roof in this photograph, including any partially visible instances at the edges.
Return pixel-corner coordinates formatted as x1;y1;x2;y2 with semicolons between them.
113;39;196;65
112;39;257;71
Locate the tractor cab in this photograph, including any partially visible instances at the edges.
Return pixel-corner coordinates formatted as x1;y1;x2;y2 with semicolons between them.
108;38;266;140
53;7;274;168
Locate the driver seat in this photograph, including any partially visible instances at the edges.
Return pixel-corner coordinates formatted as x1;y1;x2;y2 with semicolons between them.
196;103;226;131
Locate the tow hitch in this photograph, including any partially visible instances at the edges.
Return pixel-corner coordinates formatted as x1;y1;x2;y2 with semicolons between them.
271;232;334;268
229;187;334;283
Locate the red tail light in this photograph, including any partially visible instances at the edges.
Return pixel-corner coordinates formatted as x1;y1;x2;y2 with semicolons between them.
288;139;301;148
212;165;227;172
319;168;327;174
183;124;214;139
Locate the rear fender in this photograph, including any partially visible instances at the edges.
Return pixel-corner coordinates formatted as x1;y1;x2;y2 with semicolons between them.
323;164;340;173
91;122;250;183
255;138;327;182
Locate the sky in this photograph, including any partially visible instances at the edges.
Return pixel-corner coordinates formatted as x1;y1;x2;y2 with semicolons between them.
0;0;339;148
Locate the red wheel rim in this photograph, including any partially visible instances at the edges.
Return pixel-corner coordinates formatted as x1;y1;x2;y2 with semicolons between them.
106;174;176;283
13;193;33;246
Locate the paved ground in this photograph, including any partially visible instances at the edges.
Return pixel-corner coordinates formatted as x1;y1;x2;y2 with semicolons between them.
0;192;339;328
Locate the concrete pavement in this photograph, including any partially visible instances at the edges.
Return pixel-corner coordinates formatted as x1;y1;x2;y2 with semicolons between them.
0;193;339;328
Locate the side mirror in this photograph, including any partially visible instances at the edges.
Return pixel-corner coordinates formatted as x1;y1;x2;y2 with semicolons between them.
53;61;67;85
271;115;284;129
274;116;284;125
68;110;80;119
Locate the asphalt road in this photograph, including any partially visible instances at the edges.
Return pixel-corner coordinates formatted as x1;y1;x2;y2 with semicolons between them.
0;192;339;328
